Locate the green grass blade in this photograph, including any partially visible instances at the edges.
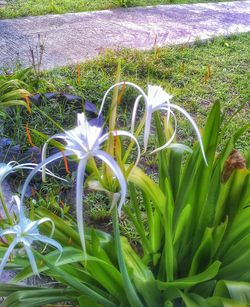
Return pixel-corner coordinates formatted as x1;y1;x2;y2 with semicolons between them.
1;288;77;307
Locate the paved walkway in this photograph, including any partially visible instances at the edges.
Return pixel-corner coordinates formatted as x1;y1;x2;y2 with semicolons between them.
0;1;250;69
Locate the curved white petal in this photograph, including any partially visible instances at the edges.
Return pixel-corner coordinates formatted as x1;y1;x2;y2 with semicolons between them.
20;151;70;218
0;238;18;276
13;163;37;168
110;192;121;212
97;131;109;146
94;150;127;216
13;195;21;216
31;234;63;264
24;217;53;234
76;159;88;255
159;105;208;165
98;130;141;167
0;163;15;183
114;130;141;166
36;218;55;253
0;229;17;236
42;134;66;182
23;242;39;276
65;113;103;155
150;110;177;155
98;82;148;117
148;85;172;108
143;105;153;152
23;220;38;233
42;168;68;183
131;95;143;134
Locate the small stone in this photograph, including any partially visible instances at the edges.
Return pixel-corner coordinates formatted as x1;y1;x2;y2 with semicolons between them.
0;181;15;219
65;84;74;92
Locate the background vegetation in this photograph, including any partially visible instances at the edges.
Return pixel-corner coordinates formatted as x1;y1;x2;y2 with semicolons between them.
0;0;232;19
2;34;249;154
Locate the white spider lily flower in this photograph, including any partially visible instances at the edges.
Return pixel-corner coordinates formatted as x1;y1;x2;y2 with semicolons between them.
20;113;140;255
0;161;67;220
0;161;65;186
0;196;62;276
147;85;173;107
99;82;207;163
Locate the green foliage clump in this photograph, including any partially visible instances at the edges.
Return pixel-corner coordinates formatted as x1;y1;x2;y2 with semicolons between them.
0;100;249;306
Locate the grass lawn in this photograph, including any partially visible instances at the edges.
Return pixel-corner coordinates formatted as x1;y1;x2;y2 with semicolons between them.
3;33;249;152
3;32;248;248
9;33;248;154
0;0;231;19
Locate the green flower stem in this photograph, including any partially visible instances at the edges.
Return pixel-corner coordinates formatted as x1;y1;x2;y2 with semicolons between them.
111;197;143;307
104;61;121;187
0;188;13;225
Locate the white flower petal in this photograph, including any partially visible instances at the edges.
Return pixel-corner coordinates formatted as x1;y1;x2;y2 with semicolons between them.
24;217;52;234
65;113;103;156
0;238;18;276
147;85;172;108
75;159;87;255
31;234;63;264
20;151;69;215
98;81;148;117
159;105;208;165
143;104;153;152
0;163;15;184
23;243;39;276
113;130;141;167
150;110;177;155
42;134;66;181
98;130;141;167
131;94;143;134
0;229;17;236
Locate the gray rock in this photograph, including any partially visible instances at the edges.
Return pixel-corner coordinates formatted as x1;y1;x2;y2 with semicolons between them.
0;270;17;283
0;180;14;219
0;1;7;7
0;1;249;69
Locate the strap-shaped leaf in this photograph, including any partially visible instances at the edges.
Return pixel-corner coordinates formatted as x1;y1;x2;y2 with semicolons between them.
214;280;250;304
158;261;221;290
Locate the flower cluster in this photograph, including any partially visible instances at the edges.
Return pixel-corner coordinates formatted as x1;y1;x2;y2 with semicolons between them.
0;163;64;276
0;196;62;276
0;82;207;276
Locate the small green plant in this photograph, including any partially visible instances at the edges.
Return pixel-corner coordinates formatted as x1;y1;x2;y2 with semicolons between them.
0;68;30;109
118;0;128;7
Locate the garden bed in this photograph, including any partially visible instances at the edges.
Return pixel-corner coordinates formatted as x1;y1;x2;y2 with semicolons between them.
0;33;249;306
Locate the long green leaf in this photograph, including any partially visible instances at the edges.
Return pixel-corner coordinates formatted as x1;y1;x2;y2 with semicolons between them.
214;280;250;303
34;251;117;307
112;207;144;307
1;288;77;307
122;237;162;306
157;261;221;290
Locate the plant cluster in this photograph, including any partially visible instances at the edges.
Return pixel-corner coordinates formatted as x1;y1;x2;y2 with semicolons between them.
0;76;249;306
0;68;30;111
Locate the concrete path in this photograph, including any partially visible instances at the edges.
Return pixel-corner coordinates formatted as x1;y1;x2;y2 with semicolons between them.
0;1;249;69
